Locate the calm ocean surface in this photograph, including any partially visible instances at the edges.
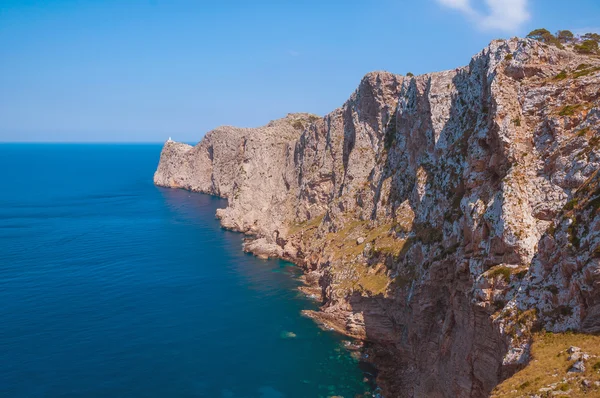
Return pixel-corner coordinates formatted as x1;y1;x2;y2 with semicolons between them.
0;144;374;398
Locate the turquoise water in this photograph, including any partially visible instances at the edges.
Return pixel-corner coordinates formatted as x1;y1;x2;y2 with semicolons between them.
0;144;373;398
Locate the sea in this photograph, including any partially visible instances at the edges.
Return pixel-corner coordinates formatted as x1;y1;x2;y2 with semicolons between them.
0;144;375;398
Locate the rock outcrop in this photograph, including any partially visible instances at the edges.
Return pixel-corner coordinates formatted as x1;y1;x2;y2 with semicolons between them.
154;38;600;397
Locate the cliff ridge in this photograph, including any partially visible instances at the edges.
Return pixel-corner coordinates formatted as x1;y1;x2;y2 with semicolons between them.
155;37;600;397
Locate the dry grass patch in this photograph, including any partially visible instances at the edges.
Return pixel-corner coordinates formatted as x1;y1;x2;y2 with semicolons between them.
573;66;600;78
287;214;324;236
485;265;528;284
558;102;590;117
334;262;390;296
492;332;600;397
325;220;409;296
324;220;408;262
366;223;408;256
326;219;371;261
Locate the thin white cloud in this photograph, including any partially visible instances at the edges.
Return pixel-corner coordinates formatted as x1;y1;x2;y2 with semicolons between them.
437;0;472;13
436;0;530;33
287;50;300;57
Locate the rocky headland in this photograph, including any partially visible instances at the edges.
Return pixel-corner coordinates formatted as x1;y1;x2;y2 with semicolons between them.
155;37;600;397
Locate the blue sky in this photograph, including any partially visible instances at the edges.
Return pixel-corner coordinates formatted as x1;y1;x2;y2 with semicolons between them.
1;0;599;143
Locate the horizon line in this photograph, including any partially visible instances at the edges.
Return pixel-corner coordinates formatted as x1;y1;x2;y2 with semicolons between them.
0;141;196;144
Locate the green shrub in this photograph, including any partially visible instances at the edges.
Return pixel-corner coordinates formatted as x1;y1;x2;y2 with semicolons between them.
494;298;506;309
505;53;513;61
557;30;575;43
573;66;600;78
576;127;590;137
576;63;591;71
564;198;578;210
527;28;553;42
511;117;521;127
489;266;512;283
516;270;528;280
575;40;599;55
582;33;600;42
554;70;568;80
527;28;563;48
406;72;414;77
559;104;583;116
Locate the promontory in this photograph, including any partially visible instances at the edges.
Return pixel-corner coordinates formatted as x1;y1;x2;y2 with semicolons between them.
155;36;600;397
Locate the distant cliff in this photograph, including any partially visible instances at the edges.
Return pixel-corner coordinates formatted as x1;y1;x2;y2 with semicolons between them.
155;38;600;397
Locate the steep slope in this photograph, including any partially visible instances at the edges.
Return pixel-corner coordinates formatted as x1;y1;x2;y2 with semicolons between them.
154;38;600;397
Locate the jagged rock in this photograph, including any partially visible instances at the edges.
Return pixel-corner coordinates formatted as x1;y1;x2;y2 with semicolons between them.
243;238;283;259
568;350;591;361
568;360;586;373
568;352;581;361
567;346;583;361
155;38;600;398
582;379;592;388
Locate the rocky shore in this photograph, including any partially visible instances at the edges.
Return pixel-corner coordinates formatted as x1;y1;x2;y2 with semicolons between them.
155;38;600;397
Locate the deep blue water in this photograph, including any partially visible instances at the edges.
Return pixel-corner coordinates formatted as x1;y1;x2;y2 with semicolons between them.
0;144;373;398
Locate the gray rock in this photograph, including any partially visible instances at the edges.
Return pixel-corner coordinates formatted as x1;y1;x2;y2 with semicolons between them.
568;360;586;373
568;352;581;361
582;353;591;361
582;379;592;388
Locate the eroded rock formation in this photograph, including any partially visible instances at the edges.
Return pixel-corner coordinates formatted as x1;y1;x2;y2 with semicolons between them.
154;38;600;397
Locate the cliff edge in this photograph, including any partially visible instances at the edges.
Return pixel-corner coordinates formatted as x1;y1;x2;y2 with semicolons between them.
155;38;600;397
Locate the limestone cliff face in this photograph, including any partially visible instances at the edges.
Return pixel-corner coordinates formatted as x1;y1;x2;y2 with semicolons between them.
154;114;313;252
154;38;600;397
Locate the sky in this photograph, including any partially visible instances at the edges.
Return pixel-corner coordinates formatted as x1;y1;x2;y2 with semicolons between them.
0;0;599;143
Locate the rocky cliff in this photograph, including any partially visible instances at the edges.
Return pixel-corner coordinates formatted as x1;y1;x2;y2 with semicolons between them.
154;38;600;397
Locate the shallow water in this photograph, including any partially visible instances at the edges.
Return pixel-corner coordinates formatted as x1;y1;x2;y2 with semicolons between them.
0;144;373;398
